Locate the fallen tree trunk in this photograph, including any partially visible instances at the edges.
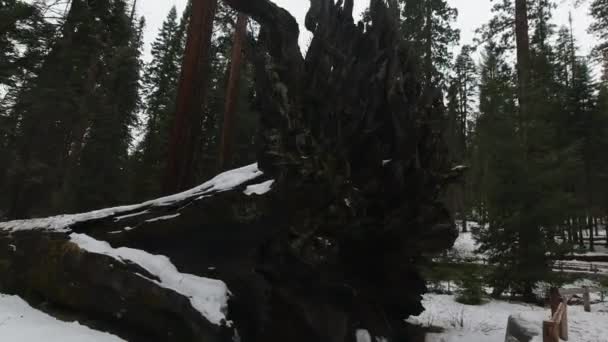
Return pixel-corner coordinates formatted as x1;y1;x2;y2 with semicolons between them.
0;230;231;342
0;165;270;341
0;0;460;341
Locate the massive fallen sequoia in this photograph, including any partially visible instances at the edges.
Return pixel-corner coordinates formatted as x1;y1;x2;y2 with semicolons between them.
0;0;459;341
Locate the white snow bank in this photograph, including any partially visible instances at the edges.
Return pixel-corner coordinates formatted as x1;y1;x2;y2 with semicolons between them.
356;329;372;342
446;231;485;261
0;163;263;233
243;180;275;196
0;294;125;342
409;294;608;342
70;233;229;326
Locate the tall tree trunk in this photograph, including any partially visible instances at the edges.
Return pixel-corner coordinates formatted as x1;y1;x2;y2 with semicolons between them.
568;218;575;244
578;217;585;248
605;216;608;247
589;215;595;251
593;216;599;236
218;14;248;171
515;0;531;142
130;0;137;23
424;2;433;85
163;0;218;194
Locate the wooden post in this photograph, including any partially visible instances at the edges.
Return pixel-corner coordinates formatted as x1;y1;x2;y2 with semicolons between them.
543;320;558;342
583;286;591;312
549;287;560;315
560;297;568;341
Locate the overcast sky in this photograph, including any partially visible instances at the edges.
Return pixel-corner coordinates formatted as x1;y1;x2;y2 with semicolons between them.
137;0;595;63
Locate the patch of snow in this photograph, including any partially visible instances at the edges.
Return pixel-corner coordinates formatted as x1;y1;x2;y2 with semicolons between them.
408;294;608;342
145;213;181;223
114;210;150;221
243;180;275;196
356;329;372;342
0;163;263;233
446;231;485;261
382;160;392;166
69;233;230;326
0;294;124;342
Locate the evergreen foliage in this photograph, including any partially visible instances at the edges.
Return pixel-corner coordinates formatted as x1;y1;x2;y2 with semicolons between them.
399;0;460;86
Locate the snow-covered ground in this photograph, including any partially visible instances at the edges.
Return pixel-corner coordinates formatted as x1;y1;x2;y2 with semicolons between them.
0;294;125;342
408;294;608;342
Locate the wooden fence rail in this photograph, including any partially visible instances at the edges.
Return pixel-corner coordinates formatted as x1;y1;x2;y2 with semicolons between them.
559;286;607;312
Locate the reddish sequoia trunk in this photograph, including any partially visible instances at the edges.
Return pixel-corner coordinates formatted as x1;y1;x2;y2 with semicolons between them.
218;14;248;171
163;0;218;194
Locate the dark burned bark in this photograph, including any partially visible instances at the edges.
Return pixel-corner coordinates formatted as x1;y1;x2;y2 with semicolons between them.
220;0;458;339
0;1;459;341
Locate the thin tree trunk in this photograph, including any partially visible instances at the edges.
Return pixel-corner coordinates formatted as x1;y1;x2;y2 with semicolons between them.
578;217;585;248
130;0;137;23
594;216;599;236
163;0;218;194
589;215;595;251
218;14;248;171
424;2;433;84
568;218;575;244
605;216;608;247
514;0;531;142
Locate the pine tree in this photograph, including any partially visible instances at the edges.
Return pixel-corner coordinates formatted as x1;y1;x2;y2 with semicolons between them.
132;7;184;201
589;0;608;54
472;0;570;299
5;0;116;217
0;0;55;215
447;45;477;231
70;1;144;211
399;0;460;86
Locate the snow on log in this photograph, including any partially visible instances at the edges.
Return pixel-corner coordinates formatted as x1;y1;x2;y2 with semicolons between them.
0;163;266;234
0;164;272;341
0;229;233;341
69;233;229;326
